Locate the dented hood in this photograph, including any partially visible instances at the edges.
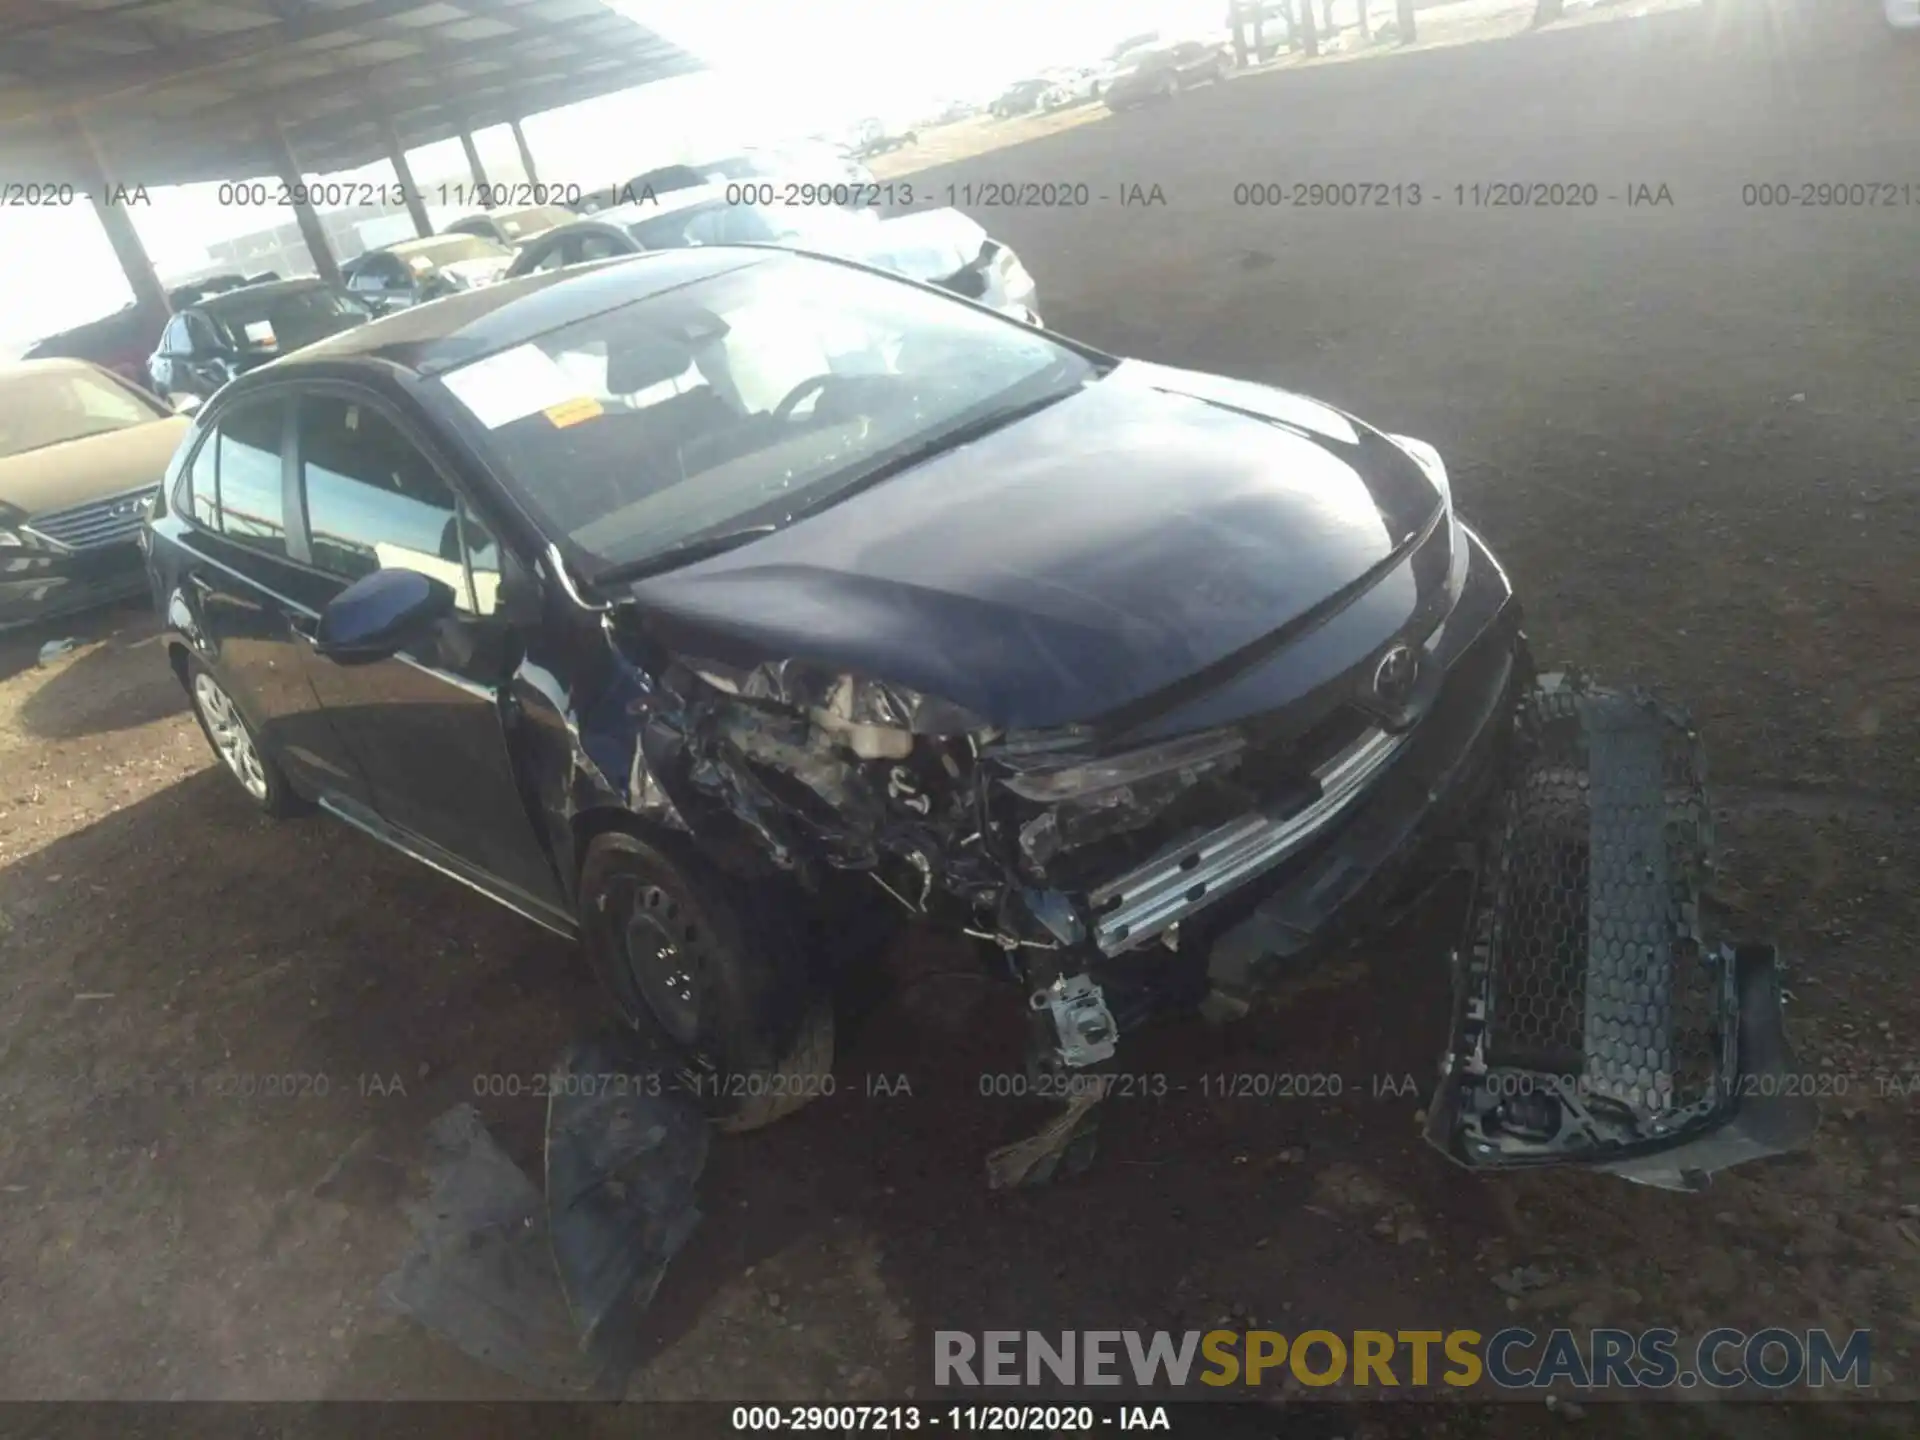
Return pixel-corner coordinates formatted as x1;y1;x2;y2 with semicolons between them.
628;362;1446;731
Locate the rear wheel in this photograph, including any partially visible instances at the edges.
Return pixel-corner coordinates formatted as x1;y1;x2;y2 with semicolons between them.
185;657;303;817
578;830;834;1132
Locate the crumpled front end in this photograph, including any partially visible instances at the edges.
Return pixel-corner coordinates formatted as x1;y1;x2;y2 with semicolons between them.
618;500;1505;1043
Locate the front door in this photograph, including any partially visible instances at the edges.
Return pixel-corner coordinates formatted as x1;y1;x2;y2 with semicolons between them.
285;388;567;917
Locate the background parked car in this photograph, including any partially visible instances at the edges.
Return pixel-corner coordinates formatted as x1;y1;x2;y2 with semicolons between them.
573;164;714;215
848;117;919;157
503;184;1043;324
147;278;374;405
0;358;188;627
1104;41;1232;109
442;205;577;250
1042;68;1105;110
701;145;876;191
341;234;516;312
991;79;1054;118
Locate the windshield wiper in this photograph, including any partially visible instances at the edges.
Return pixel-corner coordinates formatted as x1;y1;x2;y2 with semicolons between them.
786;381;1083;526
590;523;780;587
586;379;1083;589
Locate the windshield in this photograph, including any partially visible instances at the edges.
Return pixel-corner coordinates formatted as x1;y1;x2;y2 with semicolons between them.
436;254;1094;576
204;286;372;352
393;235;513;269
0;365;165;459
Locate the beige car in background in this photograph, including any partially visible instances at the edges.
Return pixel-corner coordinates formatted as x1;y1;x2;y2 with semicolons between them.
0;359;187;629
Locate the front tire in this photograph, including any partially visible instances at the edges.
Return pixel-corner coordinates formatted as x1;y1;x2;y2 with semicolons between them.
185;657;303;817
578;830;834;1132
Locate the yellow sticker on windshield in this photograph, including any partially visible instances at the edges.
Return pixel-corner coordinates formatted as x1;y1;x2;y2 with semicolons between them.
544;396;604;428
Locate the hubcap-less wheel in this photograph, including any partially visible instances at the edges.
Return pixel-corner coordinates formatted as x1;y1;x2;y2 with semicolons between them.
193;672;268;801
620;882;705;1048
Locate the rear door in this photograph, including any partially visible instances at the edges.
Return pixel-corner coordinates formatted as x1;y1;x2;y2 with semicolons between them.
167;392;368;801
286;386;567;916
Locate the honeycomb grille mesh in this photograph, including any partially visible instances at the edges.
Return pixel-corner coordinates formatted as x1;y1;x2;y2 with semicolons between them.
1482;686;1719;1119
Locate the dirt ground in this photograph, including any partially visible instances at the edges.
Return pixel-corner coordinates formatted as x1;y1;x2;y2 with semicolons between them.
2;3;1918;1428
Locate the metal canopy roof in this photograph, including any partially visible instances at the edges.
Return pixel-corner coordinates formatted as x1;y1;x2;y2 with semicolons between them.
0;0;703;188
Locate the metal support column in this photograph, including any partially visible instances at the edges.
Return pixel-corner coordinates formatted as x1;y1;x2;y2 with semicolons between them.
509;116;541;188
458;128;492;206
60;111;170;327
379;112;434;236
261;117;341;285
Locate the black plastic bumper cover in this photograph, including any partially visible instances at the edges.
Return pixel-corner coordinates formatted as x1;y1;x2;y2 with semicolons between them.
1423;679;1817;1188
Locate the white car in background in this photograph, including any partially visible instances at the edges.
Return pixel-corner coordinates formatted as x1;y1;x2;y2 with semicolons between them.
1040;67;1105;110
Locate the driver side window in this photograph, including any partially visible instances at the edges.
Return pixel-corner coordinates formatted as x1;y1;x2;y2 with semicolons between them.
297;395;490;614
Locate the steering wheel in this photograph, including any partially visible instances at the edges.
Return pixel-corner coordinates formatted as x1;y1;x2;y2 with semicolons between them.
770;372;836;423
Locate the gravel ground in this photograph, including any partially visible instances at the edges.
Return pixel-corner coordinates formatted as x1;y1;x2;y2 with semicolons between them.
0;4;1915;1429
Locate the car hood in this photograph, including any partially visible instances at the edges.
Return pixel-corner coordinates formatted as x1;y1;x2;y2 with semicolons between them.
628;361;1445;731
0;416;188;516
813;209;989;285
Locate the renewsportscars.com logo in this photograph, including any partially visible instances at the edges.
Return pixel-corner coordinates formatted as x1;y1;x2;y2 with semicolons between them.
934;1328;1873;1392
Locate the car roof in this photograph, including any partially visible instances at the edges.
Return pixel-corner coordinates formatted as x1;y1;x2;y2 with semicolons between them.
194;277;334;310
271;245;774;378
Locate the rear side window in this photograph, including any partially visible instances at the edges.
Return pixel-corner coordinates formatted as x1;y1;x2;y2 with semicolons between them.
298;396;481;611
184;427;219;527
214;402;288;556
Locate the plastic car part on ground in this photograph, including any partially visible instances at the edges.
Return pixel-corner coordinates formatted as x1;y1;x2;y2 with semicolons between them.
379;1032;707;1394
1424;675;1819;1187
985;1088;1103;1190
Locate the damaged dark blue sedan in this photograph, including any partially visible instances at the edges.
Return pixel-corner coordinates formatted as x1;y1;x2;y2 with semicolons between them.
144;246;1813;1186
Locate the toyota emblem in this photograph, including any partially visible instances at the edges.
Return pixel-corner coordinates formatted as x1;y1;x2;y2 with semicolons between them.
1371;642;1418;707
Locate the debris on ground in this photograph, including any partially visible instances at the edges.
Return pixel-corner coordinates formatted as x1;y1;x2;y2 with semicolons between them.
986;1090;1102;1190
1492;1264;1558;1297
379;1035;708;1395
36;640;76;667
545;1032;709;1356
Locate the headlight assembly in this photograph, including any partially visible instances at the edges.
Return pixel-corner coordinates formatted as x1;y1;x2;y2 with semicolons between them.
997;728;1244;802
0;504;47;551
994;728;1247;870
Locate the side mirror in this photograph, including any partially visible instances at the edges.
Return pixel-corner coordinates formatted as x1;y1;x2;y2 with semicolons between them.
170;392;203;414
314;568;456;665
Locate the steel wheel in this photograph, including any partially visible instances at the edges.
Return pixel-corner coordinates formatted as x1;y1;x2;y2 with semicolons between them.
193;671;268;801
578;830;835;1131
619;881;705;1048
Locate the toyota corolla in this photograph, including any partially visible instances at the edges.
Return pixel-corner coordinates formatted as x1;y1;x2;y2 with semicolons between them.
144;247;1810;1183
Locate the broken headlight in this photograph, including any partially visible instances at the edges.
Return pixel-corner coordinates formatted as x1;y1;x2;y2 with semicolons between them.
997;729;1246;868
692;661;987;760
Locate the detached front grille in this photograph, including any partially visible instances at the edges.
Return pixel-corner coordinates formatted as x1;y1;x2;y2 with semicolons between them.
1480;685;1722;1117
25;485;157;551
